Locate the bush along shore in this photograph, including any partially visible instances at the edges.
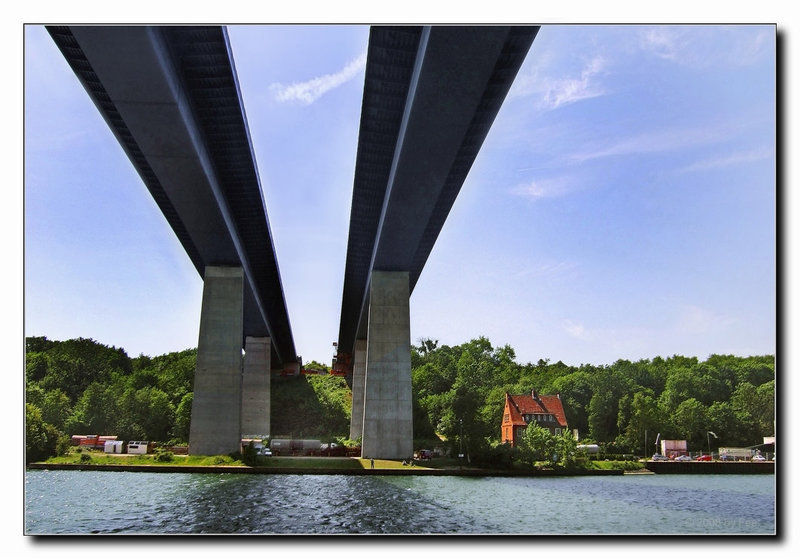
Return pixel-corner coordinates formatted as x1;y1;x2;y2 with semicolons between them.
27;449;638;476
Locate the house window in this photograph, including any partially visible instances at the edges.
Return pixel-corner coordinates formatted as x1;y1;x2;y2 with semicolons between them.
555;428;562;435
504;413;510;422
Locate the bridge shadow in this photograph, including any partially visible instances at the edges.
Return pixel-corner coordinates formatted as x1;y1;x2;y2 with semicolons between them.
270;374;349;439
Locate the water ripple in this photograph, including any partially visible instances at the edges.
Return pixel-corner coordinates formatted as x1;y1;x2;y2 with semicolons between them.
24;471;775;535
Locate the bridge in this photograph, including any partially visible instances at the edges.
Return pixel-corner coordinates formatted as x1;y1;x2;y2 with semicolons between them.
47;25;538;459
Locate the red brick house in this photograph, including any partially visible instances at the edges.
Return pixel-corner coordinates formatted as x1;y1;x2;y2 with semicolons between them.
501;389;569;447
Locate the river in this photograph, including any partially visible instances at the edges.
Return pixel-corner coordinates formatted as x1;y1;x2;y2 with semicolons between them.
24;470;775;535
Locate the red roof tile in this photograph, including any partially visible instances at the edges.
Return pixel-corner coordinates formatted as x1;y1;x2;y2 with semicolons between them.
506;391;568;428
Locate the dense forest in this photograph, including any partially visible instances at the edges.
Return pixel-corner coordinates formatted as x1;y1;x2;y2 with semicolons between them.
409;337;774;460
25;335;775;462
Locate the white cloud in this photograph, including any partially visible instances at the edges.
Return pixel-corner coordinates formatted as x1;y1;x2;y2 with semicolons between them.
269;51;367;105
676;147;773;173
510;176;576;200
509;260;578;280
567;123;736;164
541;56;608;110
674;304;736;335
509;55;608;110
638;26;773;69
639;27;687;63
562;319;591;341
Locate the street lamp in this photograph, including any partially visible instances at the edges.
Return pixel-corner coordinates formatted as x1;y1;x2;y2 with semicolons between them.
707;431;718;457
458;419;465;467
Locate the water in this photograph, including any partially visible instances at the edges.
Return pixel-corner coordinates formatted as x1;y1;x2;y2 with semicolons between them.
24;470;775;535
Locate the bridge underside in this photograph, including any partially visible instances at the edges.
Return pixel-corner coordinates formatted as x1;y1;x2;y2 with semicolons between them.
47;24;538;459
48;25;297;454
340;26;539;458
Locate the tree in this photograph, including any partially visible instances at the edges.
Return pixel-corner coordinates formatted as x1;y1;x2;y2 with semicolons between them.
755;381;775;436
550;371;593;439
64;382;119;436
706;401;740;447
117;386;175;442
307;375;351;436
26;403;68;462
172;392;193;442
671;398;708;449
554;428;579;467
587;366;628;442
617;390;661;454
40;389;72;429
518;423;556;464
730;382;762;444
26;352;48;383
416;338;439;356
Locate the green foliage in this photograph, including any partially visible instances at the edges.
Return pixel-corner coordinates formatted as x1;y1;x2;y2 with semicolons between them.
131;348;196;406
26;403;68;463
27;335;776;464
64;382;118;436
672;398;708;449
518;423;557;464
241;442;259;466
80;452;92;463
154;448;174;463
516;424;578;468
271;374;351;438
117;386;175;442
411;337;776;459
40;389;72;429
172;392;193;441
306;375;351;436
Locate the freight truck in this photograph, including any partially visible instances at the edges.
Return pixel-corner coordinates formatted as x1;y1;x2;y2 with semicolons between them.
269;439;323;456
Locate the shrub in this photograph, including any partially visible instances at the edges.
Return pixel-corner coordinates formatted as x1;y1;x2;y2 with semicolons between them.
79;452;92;463
155;449;174;463
241;442;258;466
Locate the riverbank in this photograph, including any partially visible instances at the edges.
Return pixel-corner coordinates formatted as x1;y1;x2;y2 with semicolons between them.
27;461;624;477
644;460;775;474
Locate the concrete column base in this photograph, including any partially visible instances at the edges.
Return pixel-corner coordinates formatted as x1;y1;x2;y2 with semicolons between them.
361;271;413;460
349;339;367;441
189;266;244;456
241;336;271;438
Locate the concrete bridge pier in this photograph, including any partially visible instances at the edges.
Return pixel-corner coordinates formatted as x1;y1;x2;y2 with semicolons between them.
361;271;413;460
349;339;368;441
189;266;244;456
241;336;271;438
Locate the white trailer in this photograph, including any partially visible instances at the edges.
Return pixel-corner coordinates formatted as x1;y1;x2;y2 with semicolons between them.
104;440;124;454
126;441;150;454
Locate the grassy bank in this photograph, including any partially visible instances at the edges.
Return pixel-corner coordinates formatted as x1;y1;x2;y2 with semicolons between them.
35;450;431;470
585;460;645;472
34;450;639;474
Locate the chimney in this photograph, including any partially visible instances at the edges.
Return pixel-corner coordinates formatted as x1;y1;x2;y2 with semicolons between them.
532;388;538;399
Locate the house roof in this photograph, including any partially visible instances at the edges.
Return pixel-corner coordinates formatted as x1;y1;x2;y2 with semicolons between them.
505;392;568;428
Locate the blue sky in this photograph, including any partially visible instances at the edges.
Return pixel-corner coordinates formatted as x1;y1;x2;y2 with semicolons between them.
23;24;776;367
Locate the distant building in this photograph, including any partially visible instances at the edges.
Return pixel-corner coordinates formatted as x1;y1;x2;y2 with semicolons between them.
661;439;688;458
501;389;569;447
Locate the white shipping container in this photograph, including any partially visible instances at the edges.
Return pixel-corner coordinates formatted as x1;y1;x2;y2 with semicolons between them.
127;441;149;454
104;440;124;454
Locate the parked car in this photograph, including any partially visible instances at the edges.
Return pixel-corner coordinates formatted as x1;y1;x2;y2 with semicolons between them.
752;454;766;461
651;454;669;461
674;454;692;461
696;454;713;461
